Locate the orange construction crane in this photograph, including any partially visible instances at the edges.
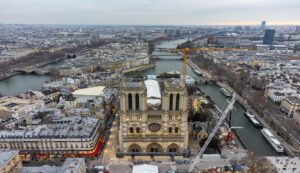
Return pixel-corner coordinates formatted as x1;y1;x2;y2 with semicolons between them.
161;47;250;83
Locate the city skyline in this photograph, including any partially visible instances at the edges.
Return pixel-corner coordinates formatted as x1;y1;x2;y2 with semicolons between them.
0;0;300;25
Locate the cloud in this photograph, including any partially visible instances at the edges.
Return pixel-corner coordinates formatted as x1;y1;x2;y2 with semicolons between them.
0;0;299;25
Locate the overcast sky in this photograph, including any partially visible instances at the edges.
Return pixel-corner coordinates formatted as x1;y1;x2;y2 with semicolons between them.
0;0;299;25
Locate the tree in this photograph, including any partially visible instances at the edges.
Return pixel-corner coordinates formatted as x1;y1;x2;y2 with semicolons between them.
242;152;278;173
199;136;220;150
48;67;59;78
187;86;197;95
190;111;210;122
134;73;144;79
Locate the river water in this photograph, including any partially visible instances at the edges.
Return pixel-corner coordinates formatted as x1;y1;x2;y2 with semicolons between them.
0;39;278;155
0;74;50;96
0;58;67;96
199;84;278;156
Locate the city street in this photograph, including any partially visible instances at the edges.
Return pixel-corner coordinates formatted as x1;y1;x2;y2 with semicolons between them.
101;118;119;165
87;114;118;170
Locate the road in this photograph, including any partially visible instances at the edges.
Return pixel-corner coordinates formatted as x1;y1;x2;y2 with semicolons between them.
101;118;118;165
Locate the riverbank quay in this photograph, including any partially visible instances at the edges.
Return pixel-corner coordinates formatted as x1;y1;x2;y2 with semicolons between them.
199;88;248;151
195;85;248;153
214;81;297;156
122;63;155;74
0;53;74;81
188;59;211;79
0;71;22;81
189;54;300;156
188;52;297;156
213;105;248;151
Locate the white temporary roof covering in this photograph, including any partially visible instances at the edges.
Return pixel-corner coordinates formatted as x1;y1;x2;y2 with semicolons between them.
132;164;159;173
144;79;161;105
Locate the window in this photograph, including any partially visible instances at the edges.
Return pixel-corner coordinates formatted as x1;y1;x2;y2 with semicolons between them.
169;148;177;152
169;94;173;110
132;148;139;152
168;127;172;133
135;94;140;110
136;127;140;133
128;93;133;110
175;127;179;133
137;114;142;120
147;115;162;120
150;148;159;152
176;93;180;111
129;127;134;133
128;114;133;120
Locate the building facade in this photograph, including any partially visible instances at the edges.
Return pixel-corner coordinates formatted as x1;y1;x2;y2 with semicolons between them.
263;29;275;45
18;158;86;173
0;150;22;173
0;96;45;125
261;21;266;30
0;117;103;160
281;96;300;117
118;79;189;157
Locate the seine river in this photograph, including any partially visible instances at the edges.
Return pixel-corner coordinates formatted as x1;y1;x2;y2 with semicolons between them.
0;39;279;155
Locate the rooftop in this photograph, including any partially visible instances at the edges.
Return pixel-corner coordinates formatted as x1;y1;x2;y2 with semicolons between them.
0;150;19;169
267;157;300;173
144;79;161;106
132;164;158;173
0;117;99;139
287;96;300;104
164;79;185;89
125;82;144;88
18;158;85;173
72;86;105;96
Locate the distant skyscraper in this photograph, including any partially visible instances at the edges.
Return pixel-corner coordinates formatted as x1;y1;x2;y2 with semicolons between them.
263;29;275;45
296;26;300;33
235;26;242;31
261;21;266;30
245;26;251;31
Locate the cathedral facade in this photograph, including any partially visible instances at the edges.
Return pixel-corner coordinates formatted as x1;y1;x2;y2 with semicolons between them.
118;79;188;157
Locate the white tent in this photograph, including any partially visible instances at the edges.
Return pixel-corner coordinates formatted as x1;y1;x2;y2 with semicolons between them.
132;164;159;173
144;79;161;106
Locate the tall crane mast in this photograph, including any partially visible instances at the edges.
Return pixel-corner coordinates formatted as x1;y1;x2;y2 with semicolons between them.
161;47;249;83
188;94;236;172
158;46;246;172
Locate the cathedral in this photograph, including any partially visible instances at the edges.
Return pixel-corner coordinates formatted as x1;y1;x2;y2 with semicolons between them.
117;78;189;158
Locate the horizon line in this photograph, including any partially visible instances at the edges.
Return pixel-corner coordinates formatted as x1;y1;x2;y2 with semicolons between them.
1;23;300;27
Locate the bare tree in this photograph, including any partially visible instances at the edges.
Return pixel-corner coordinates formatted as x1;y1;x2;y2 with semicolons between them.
48;67;59;78
242;152;278;173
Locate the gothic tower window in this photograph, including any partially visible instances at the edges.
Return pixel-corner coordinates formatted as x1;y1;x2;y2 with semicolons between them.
128;93;133;110
129;127;134;134
169;94;173;110
176;93;180;111
136;127;140;133
168;127;172;133
135;93;140;110
175;127;179;133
